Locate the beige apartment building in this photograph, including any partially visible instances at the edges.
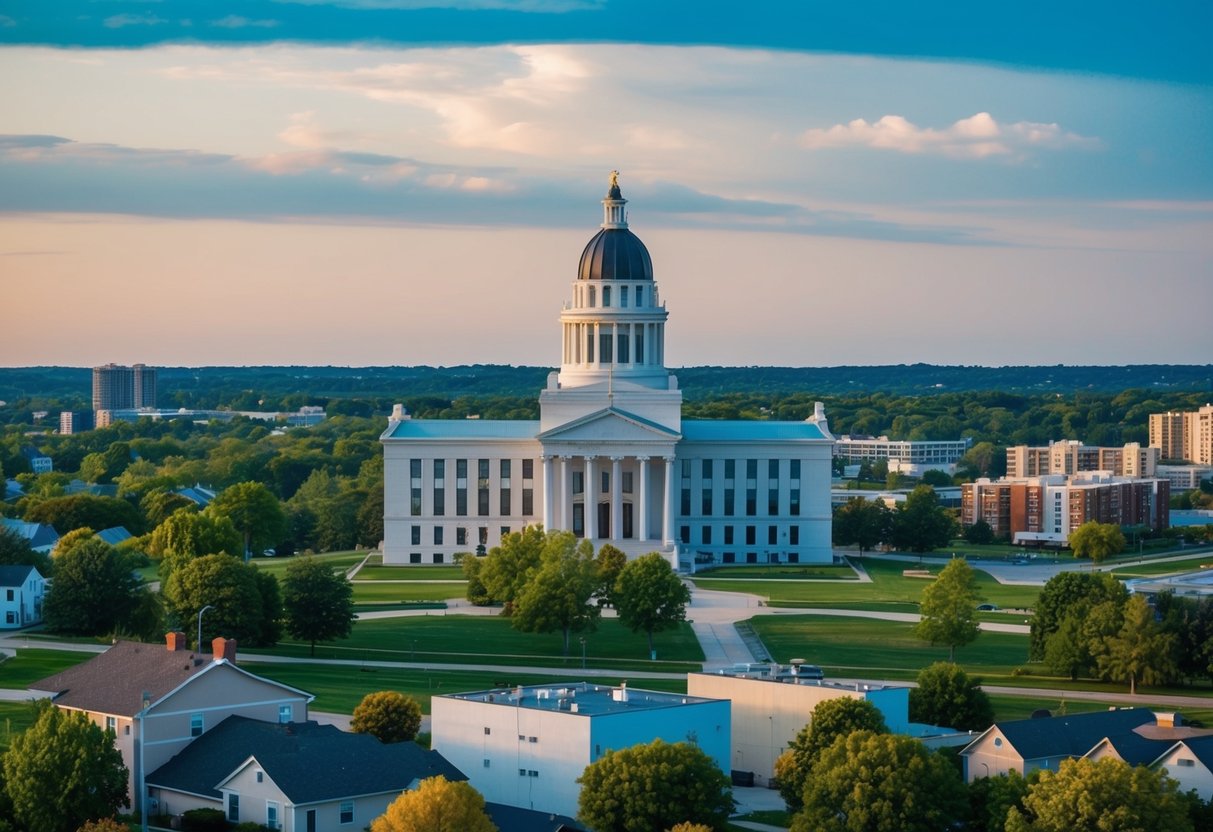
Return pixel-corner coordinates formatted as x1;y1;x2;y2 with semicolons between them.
1150;405;1213;465
1005;440;1157;478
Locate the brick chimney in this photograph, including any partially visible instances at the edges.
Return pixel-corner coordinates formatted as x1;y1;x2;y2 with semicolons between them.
166;631;187;652
212;637;237;664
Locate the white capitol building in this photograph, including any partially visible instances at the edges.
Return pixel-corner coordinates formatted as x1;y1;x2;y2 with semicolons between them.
381;175;834;568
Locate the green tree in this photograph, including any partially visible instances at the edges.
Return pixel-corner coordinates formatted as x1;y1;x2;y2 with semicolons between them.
774;697;888;811
512;531;599;655
908;662;993;731
891;485;955;554
43;537;147;636
1030;571;1127;661
914;558;981;660
24;494;143;535
594;543;628;606
140;488;197;529
1095;593;1179;694
163;553;279;647
920;469;954;488
963;518;995;545
51;527;97;559
792;731;967;832
577;739;733;832
148;508;243;581
1067;520;1126;563
459;552;493;605
967;771;1028;832
0;526;52;576
370;776;497;832
956;441;1003;480
282;555;354;655
1;701;129;832
351;690;423;744
206;481;286;560
479;526;546;614
76;441;131;485
1004;756;1192;832
613;552;691;655
832;497;892;553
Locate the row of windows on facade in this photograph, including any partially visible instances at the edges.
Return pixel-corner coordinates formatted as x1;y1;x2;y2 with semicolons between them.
411;525;506;547
408;457;805;518
579;282;647;309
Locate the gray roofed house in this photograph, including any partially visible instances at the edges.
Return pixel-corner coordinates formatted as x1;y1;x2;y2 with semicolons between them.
0;517;60;553
96;526;133;546
175;484;217;507
147;715;467;831
1149;734;1213;800
0;564;46;629
484;802;585;832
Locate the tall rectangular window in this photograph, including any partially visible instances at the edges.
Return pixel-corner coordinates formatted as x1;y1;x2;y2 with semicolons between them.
434;527;444;545
701;459;713;515
617;332;630;363
601;470;610;494
635;328;644;364
190;713;203;738
769;525;778;545
339;801;353;825
522;459;534;516
621;286;629;307
790;526;800;545
456;527;467;546
227;794;240;824
586;329;595;363
724;458;735;517
478;459;490;516
701;526;711;545
746;459;757;516
680;459;692;516
599;331;613;362
266;802;279;831
456;459;468;516
790;488;801;517
573;471;584;495
411;526;421;545
622;471;633;493
433;459;445;516
410;459;422;516
500;459;512;515
745;526;756;546
680;526;690;544
724;526;734;545
278;704;292;723
789;459;801;517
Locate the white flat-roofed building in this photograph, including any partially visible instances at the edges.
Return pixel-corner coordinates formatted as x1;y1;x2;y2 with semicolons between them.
1157;464;1213;491
833;435;970;475
431;681;730;818
688;668;913;786
381;176;834;568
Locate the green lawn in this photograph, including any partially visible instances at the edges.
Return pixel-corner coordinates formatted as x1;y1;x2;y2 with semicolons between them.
694;558;1040;610
242;662;687;713
254;614;705;671
986;693;1213;725
0;648;98;689
694;564;857;580
250;550;370;579
0;701;40;752
350;582;467;603
354;565;466;581
1108;555;1213;578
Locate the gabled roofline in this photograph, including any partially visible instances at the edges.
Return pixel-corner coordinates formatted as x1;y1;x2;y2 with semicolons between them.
958;725;1001;756
147;658;315;713
537;406;680;440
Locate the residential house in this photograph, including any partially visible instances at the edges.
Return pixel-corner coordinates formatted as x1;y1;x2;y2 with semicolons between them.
176;484;217;508
147;715;465;832
0;517;60;553
431;681;730;818
0;564;46;628
96;526;134;547
21;446;52;474
29;633;313;812
1150;735;1213;800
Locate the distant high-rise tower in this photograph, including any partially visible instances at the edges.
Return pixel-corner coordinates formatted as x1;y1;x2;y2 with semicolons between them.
92;363;157;415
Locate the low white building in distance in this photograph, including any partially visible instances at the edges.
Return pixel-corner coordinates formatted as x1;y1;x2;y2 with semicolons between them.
832;435;970;476
1156;464;1213;492
380;176;834;568
430;681;730;819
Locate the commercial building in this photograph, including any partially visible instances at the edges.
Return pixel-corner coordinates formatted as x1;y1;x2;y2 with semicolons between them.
1150;405;1213;465
832;435;971;476
687;668;915;786
961;472;1169;546
59;410;95;434
1006;440;1158;478
380;177;834;567
431;681;730;818
92;363;157;411
1156;464;1213;492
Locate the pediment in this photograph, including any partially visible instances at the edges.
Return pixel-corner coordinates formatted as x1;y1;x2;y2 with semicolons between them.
538;407;680;443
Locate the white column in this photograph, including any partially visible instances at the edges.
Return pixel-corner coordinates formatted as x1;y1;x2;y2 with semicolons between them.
663;456;675;545
637;456;650;541
561;456;573;534
586;456;598;540
611;456;623;540
542;455;554;532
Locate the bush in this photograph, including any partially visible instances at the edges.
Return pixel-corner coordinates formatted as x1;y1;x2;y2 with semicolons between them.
181;808;227;832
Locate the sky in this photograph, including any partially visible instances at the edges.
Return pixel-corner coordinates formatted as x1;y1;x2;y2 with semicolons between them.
1;1;1210;369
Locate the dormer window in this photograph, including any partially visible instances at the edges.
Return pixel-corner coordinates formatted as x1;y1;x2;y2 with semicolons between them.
603;286;611;307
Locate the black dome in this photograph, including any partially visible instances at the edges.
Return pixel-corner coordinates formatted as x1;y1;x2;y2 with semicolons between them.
578;228;653;281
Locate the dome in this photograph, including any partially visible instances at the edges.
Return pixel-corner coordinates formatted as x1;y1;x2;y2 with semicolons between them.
577;228;653;281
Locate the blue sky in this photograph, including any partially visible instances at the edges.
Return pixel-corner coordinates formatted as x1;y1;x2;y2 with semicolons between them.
1;1;1210;367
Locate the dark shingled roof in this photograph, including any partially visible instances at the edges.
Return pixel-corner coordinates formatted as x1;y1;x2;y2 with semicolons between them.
30;640;212;716
0;564;37;587
148;716;466;804
1096;731;1175;766
994;708;1156;761
485;803;585;832
577;228;653;281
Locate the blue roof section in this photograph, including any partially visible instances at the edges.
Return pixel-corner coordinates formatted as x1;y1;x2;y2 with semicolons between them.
681;420;829;442
992;708;1155;761
383;419;540;441
0;565;37;588
96;526;133;546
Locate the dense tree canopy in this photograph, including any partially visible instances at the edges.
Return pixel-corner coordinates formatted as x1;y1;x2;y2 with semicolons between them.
890;485;955;554
909;662;994;731
370;776;497;832
1067;520;1126;563
2;701;129;832
206;481;286;559
511;531;599;655
163;553;280;647
775;697;888;811
1004;757;1193;832
351;691;423;744
1095;593;1179;694
0;526;52;576
1030;571;1127;661
24;494;143;536
43;537;149;636
612;552;691;654
282;555;355;655
832;497;892;553
792;731;967;832
914;558;981;660
149;508;243;581
577;739;733;832
478;526;546;613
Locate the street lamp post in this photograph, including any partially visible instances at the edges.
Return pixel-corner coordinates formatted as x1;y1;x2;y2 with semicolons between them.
579;637;586;670
197;604;215;655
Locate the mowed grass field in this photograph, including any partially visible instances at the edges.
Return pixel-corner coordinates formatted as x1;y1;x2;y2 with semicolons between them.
692;558;1041;610
260;614;705;672
354;565;466;581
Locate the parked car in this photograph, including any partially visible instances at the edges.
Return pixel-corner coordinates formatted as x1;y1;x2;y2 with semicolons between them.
977;603;1000;611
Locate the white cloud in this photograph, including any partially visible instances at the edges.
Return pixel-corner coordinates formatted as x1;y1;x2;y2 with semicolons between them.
275;0;601;11
103;13;168;29
800;112;1098;160
210;16;280;29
